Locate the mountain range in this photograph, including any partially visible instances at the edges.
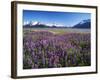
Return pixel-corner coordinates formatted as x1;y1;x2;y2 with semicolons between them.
23;19;91;29
73;19;91;28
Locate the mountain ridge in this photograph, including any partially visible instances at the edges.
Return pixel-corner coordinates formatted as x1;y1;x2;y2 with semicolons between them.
23;19;91;29
72;19;91;29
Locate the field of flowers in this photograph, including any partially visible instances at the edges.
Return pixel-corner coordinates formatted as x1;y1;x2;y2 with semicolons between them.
23;29;91;69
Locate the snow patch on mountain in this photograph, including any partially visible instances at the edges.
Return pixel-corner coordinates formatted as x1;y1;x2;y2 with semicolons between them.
78;19;90;25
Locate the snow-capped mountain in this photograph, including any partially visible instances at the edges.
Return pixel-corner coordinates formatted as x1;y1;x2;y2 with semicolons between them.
73;19;91;28
30;21;40;26
78;19;90;25
23;21;66;28
23;19;91;28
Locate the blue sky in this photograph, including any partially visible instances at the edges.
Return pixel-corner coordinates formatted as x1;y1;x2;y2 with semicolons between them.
23;10;91;27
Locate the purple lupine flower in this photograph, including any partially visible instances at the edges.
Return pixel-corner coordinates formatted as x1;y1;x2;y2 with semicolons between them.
23;30;90;69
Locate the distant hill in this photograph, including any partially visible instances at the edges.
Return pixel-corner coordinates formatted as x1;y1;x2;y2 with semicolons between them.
23;21;49;28
24;24;49;28
23;21;67;28
73;19;91;29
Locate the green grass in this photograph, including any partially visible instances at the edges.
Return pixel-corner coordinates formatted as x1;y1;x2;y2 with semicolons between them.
23;28;90;35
